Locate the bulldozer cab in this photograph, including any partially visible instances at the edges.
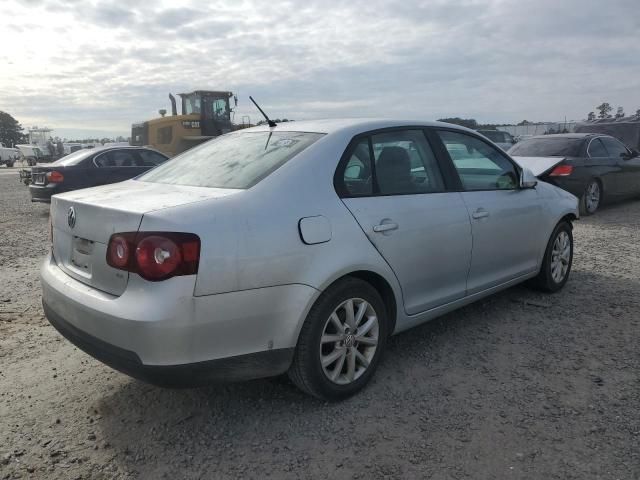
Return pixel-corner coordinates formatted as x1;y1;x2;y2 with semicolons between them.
178;91;233;136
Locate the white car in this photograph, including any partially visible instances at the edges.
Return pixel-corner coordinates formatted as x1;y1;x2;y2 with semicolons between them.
41;119;579;400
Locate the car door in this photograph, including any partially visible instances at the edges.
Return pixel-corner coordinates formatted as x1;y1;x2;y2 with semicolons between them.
337;129;472;315
600;136;640;195
586;137;618;194
433;129;544;295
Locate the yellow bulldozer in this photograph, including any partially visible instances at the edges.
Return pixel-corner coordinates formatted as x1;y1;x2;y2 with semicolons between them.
131;90;251;157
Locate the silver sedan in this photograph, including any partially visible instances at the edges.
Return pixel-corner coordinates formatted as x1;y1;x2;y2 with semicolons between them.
41;119;579;400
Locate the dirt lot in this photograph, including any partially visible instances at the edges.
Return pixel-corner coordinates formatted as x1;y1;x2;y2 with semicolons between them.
0;170;639;480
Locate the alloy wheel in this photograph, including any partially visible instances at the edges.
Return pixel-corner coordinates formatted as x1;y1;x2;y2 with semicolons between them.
585;181;600;213
550;231;571;284
319;298;379;385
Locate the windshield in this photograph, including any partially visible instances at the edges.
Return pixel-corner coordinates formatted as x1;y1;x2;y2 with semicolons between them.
508;137;583;157
51;148;95;166
138;131;325;189
480;131;512;143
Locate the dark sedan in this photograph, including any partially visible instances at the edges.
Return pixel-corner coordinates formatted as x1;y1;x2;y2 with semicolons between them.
29;146;169;203
509;134;640;214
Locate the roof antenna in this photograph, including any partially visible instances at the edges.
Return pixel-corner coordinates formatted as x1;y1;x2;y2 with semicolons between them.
249;96;277;128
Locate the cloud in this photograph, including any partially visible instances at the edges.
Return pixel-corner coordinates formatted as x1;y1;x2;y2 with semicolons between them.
0;0;638;137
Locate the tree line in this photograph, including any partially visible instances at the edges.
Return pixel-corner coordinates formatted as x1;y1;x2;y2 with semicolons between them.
586;103;640;121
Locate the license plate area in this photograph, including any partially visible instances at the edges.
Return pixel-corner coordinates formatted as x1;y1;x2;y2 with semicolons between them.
70;236;95;273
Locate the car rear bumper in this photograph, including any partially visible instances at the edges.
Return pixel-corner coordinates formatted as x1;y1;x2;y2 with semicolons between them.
29;183;61;203
543;176;586;199
44;303;294;386
41;253;318;385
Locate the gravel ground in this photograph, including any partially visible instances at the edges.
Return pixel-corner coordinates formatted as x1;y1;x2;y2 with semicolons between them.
1;171;639;479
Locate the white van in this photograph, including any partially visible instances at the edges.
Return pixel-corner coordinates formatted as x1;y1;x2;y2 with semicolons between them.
16;144;45;166
0;143;20;167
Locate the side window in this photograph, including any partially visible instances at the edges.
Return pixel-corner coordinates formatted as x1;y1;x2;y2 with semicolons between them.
600;137;628;158
437;130;518;191
339;138;373;197
371;130;444;195
138;150;168;166
588;138;608;158
95;150;138;167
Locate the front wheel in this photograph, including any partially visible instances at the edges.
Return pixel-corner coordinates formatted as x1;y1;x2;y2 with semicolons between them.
288;277;388;401
530;221;573;292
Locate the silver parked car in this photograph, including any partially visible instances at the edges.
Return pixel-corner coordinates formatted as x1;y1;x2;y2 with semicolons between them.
41;119;579;400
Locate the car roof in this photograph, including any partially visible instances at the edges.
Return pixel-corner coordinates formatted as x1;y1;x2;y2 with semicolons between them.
239;118;476;136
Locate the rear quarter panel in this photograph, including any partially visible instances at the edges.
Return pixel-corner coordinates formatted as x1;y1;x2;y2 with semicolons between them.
137;133;404;329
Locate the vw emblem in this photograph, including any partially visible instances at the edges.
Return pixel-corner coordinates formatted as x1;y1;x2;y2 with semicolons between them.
67;207;76;229
344;334;355;348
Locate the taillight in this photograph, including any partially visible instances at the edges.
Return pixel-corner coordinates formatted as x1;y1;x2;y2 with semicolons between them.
106;232;200;281
107;235;130;269
46;171;64;183
549;164;573;177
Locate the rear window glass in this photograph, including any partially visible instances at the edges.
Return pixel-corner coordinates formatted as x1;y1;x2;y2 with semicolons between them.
138;131;324;189
51;149;95;166
508;138;583;157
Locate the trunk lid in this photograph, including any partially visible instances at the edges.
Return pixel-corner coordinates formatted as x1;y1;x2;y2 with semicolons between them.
31;165;59;186
511;156;566;177
51;180;240;296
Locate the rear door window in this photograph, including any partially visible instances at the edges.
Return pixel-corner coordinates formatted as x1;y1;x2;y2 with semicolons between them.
588;138;608;158
138;150;168;166
95;150;140;167
340;139;373;196
371;130;445;195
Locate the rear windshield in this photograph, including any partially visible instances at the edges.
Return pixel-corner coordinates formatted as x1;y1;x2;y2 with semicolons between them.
138;131;324;189
508;138;583;157
51;149;95;166
480;131;511;143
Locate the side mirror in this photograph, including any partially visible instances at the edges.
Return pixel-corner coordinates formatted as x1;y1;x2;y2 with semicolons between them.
625;148;639;159
520;167;538;189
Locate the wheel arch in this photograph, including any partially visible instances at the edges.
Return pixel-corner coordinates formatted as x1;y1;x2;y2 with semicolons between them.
318;270;399;337
560;212;578;227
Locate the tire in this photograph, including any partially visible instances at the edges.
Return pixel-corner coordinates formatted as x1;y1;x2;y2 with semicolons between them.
579;179;601;215
529;221;573;292
7;161;14;168
288;277;389;401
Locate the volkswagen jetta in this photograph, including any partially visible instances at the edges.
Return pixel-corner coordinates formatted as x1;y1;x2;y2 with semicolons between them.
41;119;579;400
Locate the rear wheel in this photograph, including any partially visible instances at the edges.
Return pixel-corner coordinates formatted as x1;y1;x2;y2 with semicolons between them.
580;179;601;215
530;221;573;292
288;277;388;401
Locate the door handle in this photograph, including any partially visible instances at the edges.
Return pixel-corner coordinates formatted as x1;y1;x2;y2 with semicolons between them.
472;209;489;219
373;222;398;233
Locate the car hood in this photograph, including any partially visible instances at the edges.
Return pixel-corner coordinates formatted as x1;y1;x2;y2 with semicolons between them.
511;156;565;177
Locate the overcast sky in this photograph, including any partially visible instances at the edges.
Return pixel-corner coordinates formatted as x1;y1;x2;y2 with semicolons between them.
1;0;638;138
